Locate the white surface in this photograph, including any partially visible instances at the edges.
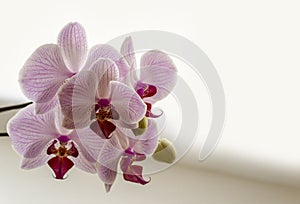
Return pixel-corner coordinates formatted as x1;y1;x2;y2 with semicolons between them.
1;0;300;198
1;138;300;204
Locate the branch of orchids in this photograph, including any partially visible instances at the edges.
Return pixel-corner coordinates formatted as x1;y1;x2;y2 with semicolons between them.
0;102;32;137
0;132;9;137
0;102;33;113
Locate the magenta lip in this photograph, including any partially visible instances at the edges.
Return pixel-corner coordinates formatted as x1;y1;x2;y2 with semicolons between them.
98;99;110;107
124;148;135;155
57;135;70;143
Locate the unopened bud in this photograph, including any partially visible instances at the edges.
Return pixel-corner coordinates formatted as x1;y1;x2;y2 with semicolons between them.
152;138;176;164
132;117;148;136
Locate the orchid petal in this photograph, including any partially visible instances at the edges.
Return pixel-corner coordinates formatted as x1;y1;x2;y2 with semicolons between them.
120;155;131;172
115;120;138;129
54;106;72;136
75;127;105;161
97;137;124;187
58;71;97;129
130;119;159;155
110;81;146;124
115;119;158;155
57;22;87;72
98;135;124;165
120;36;137;74
21;145;52;169
89;121;105;139
84;44;129;79
68;131;97;173
34;95;59;114
70;147;97;174
19;44;73;103
105;184;113;193
134;153;147;161
61;116;76;129
89;59;119;98
120;37;138;86
97;163;117;189
7;105;58;158
140;50;176;71
139;50;177;103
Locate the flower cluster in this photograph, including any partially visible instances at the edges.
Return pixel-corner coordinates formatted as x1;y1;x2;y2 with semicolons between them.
7;22;177;192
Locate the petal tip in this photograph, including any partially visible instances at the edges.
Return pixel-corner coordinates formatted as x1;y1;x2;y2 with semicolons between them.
105;183;113;192
58;22;88;72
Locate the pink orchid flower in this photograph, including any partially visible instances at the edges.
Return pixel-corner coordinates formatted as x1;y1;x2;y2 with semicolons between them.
7;104;96;179
77;119;158;192
58;58;146;139
120;37;177;117
19;22;129;114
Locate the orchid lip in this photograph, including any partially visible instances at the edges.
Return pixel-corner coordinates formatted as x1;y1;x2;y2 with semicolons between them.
46;137;79;179
145;102;162;118
95;99;119;121
123;169;151;185
120;152;150;185
48;156;74;180
124;148;135;155
135;82;159;118
135;82;157;99
90;120;116;139
98;98;110;107
90;99;120;139
57;135;70;143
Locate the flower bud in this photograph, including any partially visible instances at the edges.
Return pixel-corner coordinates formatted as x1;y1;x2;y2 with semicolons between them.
132;117;148;136
152;138;176;164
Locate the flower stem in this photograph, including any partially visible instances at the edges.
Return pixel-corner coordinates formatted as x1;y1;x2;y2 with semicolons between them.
0;132;9;137
0;102;33;113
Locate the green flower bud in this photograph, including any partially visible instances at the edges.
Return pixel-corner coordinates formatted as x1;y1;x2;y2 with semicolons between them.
132;117;148;136
152;138;176;164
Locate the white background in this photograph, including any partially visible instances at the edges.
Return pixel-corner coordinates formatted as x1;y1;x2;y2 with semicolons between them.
1;0;300;203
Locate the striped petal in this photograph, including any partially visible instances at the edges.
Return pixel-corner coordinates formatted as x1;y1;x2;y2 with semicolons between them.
110;81;146;124
57;22;88;72
58;71;97;129
19;44;73;103
7;105;58;158
75;127;105;161
120;37;139;86
97;163;118;192
139;50;177;103
89;58;119;98
97;136;124;190
130;119;159;155
21;144;52;169
34;95;59;114
68;131;97;174
84;44;129;79
120;36;137;72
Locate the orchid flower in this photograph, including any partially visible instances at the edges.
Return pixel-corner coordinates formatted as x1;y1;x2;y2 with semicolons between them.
58;59;146;139
19;22;129;114
120;37;177;117
77;118;158;192
7;104;96;179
